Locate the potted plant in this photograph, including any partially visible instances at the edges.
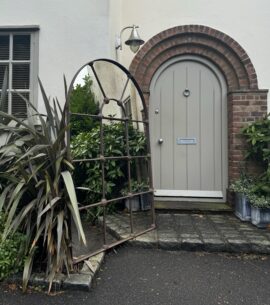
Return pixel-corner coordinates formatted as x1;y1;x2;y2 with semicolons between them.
121;180;141;212
230;175;252;221
248;193;270;228
241;114;270;227
137;181;151;211
121;180;150;212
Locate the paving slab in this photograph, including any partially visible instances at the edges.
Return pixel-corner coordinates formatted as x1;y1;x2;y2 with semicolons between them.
8;252;105;292
106;212;270;254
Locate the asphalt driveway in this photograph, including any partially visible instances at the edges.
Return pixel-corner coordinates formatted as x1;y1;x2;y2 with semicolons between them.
1;246;270;305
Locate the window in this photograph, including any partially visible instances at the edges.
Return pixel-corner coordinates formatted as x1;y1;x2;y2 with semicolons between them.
122;96;132;119
0;28;38;118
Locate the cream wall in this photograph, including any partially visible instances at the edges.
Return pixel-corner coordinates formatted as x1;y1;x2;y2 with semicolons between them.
0;0;110;113
111;0;270;109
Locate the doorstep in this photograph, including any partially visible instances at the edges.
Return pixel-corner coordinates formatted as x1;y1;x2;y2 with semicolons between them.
106;212;270;254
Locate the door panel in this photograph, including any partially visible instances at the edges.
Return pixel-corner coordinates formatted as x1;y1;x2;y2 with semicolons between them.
150;58;227;198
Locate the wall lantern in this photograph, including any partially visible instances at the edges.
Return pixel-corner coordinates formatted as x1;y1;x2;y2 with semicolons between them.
115;25;145;53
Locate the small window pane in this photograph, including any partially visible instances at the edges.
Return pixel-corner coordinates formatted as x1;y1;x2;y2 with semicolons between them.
11;92;28;118
0;64;9;88
0;35;9;60
12;64;30;89
13;35;31;60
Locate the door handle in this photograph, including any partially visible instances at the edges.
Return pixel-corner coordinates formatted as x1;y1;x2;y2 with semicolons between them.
158;138;164;144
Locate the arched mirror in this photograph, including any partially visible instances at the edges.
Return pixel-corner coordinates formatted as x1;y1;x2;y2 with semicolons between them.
67;59;155;262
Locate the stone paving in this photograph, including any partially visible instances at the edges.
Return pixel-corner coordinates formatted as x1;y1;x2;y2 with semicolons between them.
106;212;270;254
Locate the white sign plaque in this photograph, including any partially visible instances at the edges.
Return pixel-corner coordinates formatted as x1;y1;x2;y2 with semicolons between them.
177;138;197;145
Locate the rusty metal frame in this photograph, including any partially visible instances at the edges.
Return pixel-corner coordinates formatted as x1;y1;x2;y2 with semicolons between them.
66;59;155;264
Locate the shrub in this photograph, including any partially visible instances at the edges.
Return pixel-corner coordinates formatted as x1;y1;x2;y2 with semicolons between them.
0;213;26;281
242;114;270;196
71;122;147;209
121;179;149;196
69;75;99;137
248;193;270;209
0;79;85;292
229;174;253;195
242;114;270;164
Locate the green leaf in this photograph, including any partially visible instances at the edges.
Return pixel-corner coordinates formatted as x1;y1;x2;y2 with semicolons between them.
61;171;86;245
37;197;61;220
56;211;64;265
22;251;35;292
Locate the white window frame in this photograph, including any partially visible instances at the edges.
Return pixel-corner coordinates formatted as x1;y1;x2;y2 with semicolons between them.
0;26;39;117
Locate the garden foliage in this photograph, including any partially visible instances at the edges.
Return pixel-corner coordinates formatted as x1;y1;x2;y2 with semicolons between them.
71;122;147;222
241;114;270;207
69;75;99;137
0;213;26;281
0;77;85;292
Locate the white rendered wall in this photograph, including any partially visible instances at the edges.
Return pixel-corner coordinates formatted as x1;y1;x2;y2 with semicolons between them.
111;0;270;109
1;0;270;111
0;0;110;113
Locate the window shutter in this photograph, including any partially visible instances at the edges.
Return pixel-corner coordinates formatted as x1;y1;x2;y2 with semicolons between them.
0;33;33;119
0;64;9;88
13;35;30;60
0;35;9;60
1;95;8;113
12;64;30;89
11;92;28;118
12;35;31;118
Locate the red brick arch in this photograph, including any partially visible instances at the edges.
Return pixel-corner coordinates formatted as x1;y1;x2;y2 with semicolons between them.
130;25;258;93
130;25;268;200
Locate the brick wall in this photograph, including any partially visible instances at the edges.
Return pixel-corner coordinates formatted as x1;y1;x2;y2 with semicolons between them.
130;25;258;92
228;90;268;180
130;25;268;203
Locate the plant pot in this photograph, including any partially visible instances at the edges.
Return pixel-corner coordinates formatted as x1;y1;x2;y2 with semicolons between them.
234;192;251;221
125;196;140;212
140;194;151;211
251;206;270;228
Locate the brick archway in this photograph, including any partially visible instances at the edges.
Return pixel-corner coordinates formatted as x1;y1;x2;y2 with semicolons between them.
130;25;268;198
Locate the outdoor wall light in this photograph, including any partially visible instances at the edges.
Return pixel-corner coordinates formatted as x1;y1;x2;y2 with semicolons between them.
115;25;145;53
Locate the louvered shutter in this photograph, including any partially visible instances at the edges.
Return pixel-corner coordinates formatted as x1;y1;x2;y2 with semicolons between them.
0;35;9;60
0;36;9;114
0;64;9;88
12;35;31;118
0;33;31;119
13;35;30;60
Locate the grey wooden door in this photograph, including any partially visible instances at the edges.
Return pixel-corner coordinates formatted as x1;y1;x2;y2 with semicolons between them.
149;57;227;199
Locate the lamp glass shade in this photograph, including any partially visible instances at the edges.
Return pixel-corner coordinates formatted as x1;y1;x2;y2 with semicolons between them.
125;26;144;53
130;44;140;53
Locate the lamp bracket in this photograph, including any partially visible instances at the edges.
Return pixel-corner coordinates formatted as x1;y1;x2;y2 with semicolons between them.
115;25;139;50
